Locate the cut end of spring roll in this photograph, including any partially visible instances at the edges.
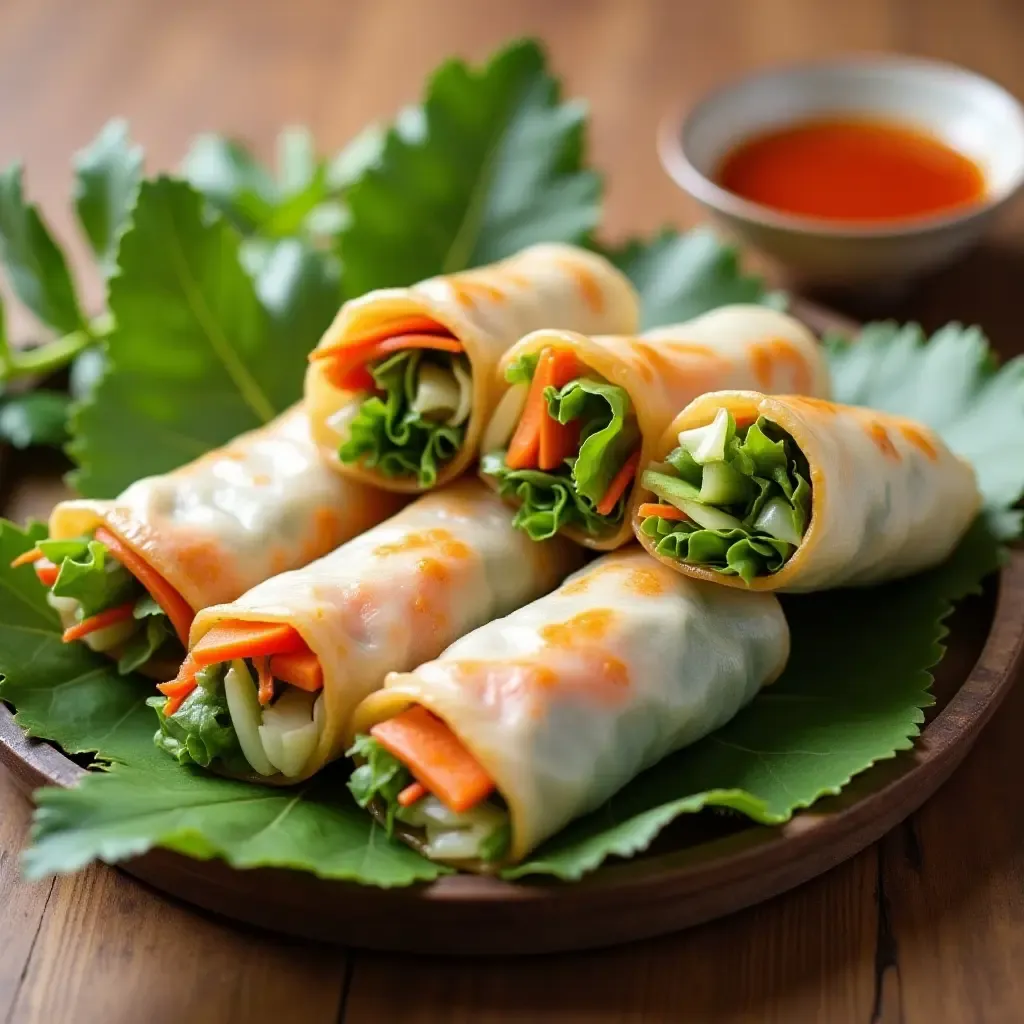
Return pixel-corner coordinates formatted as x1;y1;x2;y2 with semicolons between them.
479;304;830;551
349;549;790;868
304;244;640;494
633;391;981;592
150;480;586;784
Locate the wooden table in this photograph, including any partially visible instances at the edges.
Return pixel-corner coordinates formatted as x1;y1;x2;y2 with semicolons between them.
2;1;1023;1021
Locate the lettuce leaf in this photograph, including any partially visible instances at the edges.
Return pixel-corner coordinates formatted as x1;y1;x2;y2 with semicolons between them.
148;666;244;772
338;350;465;487
37;537;137;618
641;415;811;582
117;596;177;675
346;734;411;834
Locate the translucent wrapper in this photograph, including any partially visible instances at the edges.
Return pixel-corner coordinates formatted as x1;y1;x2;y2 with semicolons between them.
352;548;789;864
482;305;831;549
190;481;585;783
635;391;981;591
49;406;404;611
305;244;640;492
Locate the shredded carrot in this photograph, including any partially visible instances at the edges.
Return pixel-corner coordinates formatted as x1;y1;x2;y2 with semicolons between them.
317;332;463;392
61;602;136;643
637;502;688;522
10;547;44;569
269;650;323;693
308;317;449;362
256;657;275;706
34;558;60;588
596;450;641;517
397;781;428;807
190;620;308;668
157;658;199;716
94;528;194;646
371;705;495;814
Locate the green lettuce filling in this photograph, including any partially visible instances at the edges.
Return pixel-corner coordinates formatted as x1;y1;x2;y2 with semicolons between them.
147;665;247;772
346;734;510;862
639;410;811;583
338;350;469;487
481;356;640;541
36;536;182;671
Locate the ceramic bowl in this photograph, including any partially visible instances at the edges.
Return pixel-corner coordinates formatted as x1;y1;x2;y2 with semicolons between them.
658;57;1024;285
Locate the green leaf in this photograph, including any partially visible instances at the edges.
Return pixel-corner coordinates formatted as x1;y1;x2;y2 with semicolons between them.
182;134;278;234
73;119;144;275
0;390;69;449
339;38;601;297
0;164;86;334
506;517;1002;879
24;762;446;886
824;322;1024;538
609;227;781;330
68;177;334;497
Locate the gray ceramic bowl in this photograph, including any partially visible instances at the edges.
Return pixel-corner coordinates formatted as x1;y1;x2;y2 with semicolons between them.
659;57;1024;285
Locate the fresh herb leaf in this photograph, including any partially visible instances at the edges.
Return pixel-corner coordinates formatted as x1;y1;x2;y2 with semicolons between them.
608;227;781;330
0;164;87;335
339;38;601;297
73;119;144;276
346;734;412;833
38;537;136;618
824;322;1024;538
117;596;175;675
69;177;336;497
0;390;69;449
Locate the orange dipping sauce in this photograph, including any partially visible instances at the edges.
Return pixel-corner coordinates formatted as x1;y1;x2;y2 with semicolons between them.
716;117;986;223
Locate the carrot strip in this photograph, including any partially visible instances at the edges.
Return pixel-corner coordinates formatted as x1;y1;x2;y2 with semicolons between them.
269;650;323;693
156;677;197;698
371;705;495;814
596;450;641;517
637;502;688;522
505;349;554;469
256;657;275;706
190;620;308;668
10;547;44;569
94;528;194;646
62;602;136;643
34;558;60;587
157;658;199;716
318;333;464;392
397;781;427;807
308;317;449;361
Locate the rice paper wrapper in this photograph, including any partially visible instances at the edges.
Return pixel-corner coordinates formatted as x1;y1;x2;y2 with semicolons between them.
484;304;831;549
191;480;585;783
49;406;404;612
635;391;981;591
352;548;789;863
305;243;640;492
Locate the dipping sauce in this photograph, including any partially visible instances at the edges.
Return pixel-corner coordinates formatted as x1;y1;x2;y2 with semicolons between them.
716;117;986;223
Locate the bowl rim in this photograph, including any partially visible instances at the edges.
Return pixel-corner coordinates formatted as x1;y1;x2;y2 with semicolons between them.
658;54;1024;240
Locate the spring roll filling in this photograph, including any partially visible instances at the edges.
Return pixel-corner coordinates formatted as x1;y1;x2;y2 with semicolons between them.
481;348;641;540
318;317;472;487
19;535;186;673
149;657;324;779
347;729;511;865
637;408;811;582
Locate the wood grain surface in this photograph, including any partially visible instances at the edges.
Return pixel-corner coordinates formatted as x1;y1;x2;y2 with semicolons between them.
2;0;1024;1021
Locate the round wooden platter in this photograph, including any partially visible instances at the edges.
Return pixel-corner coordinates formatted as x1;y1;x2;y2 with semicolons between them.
2;301;1023;955
0;555;1020;955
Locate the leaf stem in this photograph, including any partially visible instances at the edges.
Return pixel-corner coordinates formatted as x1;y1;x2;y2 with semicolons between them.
0;314;112;382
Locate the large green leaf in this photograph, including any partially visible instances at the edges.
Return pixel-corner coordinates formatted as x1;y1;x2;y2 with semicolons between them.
824;322;1024;537
0;164;87;335
338;38;601;298
73;120;144;276
0;391;70;449
67;177;337;497
609;227;781;330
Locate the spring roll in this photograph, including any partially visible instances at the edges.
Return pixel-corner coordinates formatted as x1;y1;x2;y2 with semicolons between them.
151;480;584;783
17;407;403;676
304;244;639;493
634;391;980;591
479;304;830;550
348;549;788;869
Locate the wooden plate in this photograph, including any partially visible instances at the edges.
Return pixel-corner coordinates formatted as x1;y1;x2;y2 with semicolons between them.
1;303;1023;955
